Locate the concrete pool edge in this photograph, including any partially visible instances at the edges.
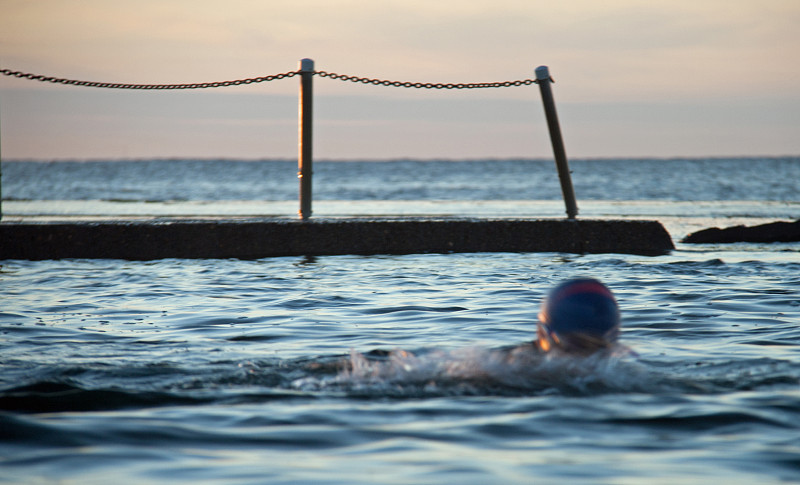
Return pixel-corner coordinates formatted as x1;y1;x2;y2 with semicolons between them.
0;218;674;260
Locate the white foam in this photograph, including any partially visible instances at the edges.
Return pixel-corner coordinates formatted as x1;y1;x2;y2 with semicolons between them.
290;345;655;396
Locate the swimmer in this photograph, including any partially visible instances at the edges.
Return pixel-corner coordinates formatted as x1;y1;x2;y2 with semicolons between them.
306;277;624;376
537;277;621;353
507;277;622;359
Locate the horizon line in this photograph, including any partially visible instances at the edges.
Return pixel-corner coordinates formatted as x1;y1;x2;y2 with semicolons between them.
3;154;799;163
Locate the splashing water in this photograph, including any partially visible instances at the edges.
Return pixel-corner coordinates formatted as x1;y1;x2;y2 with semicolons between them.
289;345;664;397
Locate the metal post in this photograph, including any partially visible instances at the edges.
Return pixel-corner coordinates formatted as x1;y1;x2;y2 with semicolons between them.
298;58;314;220
536;65;578;219
0;114;3;221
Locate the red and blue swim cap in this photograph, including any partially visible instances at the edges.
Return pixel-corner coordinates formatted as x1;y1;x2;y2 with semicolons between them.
537;278;620;353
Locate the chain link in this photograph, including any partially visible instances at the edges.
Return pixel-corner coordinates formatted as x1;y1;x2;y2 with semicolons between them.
314;70;540;89
1;68;545;90
0;68;299;90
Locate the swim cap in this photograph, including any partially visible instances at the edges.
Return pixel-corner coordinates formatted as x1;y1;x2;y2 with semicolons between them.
537;278;620;353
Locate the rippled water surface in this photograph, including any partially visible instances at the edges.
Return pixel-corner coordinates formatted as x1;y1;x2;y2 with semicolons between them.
2;251;799;484
1;158;799;484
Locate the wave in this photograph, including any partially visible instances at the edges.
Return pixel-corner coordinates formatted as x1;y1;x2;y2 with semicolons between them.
4;346;798;416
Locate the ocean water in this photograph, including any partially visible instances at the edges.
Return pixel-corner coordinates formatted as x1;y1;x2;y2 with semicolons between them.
1;157;799;484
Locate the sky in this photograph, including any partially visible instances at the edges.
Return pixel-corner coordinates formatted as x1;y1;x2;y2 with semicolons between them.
1;0;798;160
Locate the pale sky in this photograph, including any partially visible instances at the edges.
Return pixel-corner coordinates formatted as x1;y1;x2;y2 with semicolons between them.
1;0;798;159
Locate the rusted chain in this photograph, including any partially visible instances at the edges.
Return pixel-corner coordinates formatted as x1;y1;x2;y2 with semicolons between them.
315;70;541;88
0;68;299;90
1;67;546;90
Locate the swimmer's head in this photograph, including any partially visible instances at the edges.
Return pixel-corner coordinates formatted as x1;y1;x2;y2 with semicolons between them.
537;278;620;354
